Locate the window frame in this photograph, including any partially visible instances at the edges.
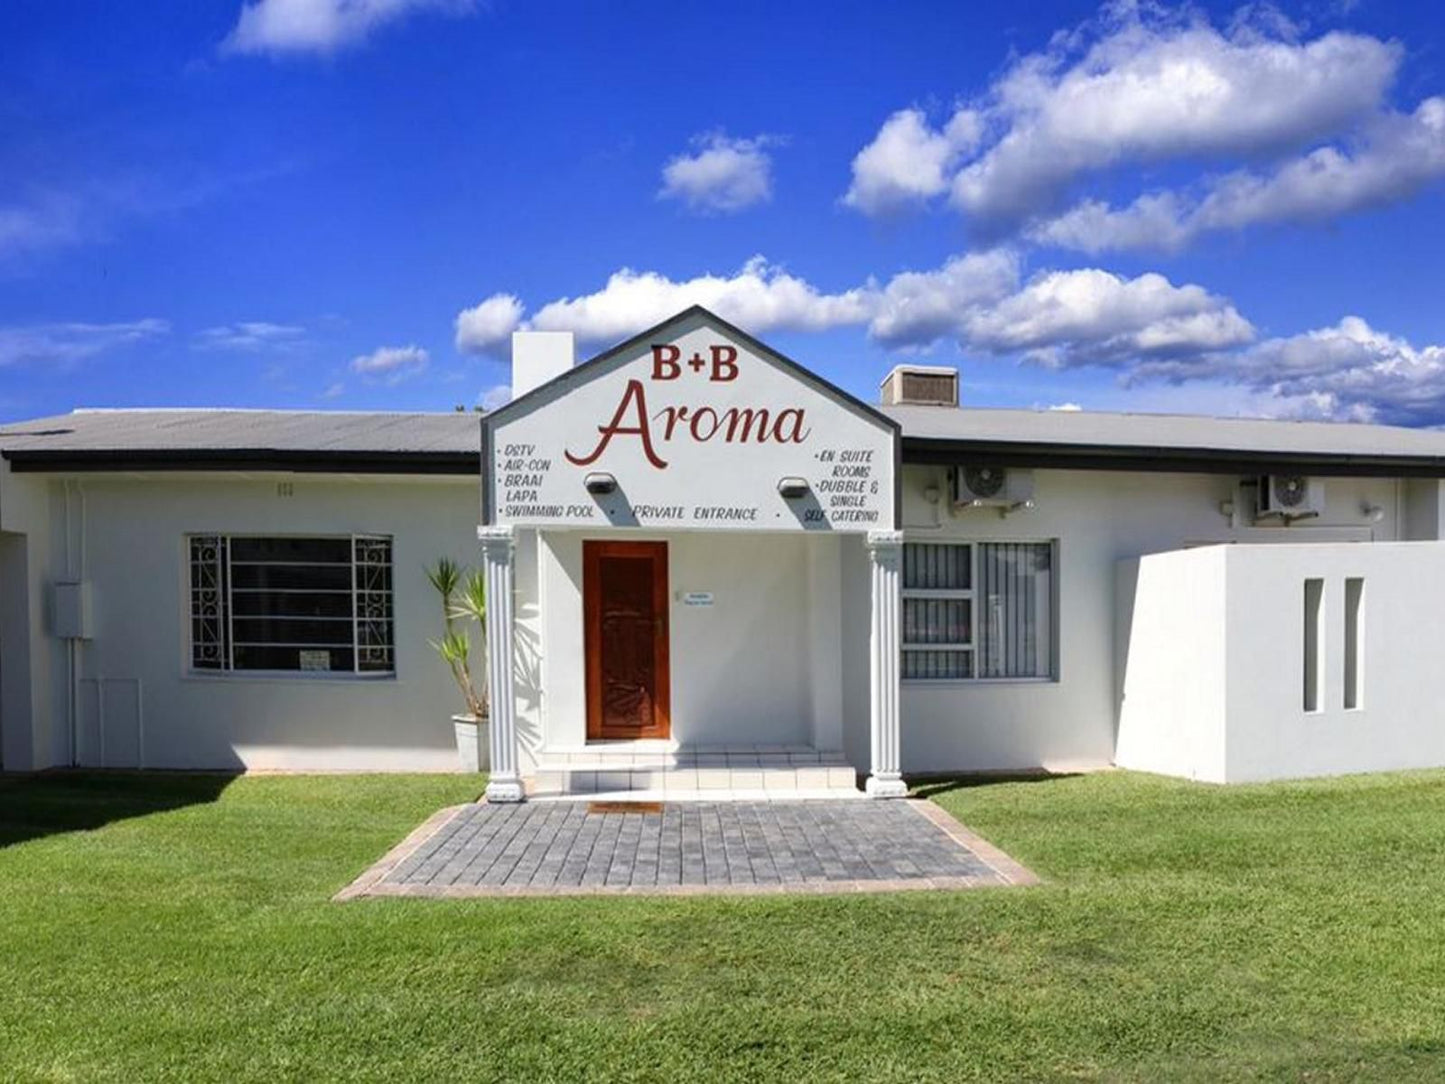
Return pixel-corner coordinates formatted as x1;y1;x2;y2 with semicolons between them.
183;532;396;681
900;537;1060;685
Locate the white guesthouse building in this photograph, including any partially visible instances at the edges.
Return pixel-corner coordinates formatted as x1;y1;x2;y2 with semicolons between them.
4;307;1445;794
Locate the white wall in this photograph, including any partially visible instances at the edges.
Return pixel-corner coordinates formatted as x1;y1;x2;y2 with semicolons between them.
0;463;55;771
1118;541;1445;783
4;459;1437;777
528;529;842;757
1223;541;1445;781
1115;548;1229;781
1403;479;1445;540
16;473;480;771
891;464;1407;775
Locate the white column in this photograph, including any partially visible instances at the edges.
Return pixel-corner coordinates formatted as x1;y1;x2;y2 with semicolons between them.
865;529;907;798
478;525;524;802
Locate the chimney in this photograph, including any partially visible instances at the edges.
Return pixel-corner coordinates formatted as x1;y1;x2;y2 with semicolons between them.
511;331;574;398
880;364;958;407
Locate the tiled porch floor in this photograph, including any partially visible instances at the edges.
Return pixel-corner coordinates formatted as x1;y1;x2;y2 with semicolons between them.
336;799;1039;898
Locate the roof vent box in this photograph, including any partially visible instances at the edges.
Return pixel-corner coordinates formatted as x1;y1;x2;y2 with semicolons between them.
951;465;1034;507
1256;475;1324;520
881;365;959;407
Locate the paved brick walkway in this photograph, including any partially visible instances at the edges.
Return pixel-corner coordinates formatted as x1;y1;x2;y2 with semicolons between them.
337;799;1038;899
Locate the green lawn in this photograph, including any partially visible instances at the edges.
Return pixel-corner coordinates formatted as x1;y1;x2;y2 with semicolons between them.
2;770;1445;1082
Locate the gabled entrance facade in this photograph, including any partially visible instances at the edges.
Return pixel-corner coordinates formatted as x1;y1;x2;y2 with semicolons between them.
479;307;903;800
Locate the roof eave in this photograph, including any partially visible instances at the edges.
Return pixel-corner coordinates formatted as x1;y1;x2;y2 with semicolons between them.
901;436;1445;479
1;448;481;475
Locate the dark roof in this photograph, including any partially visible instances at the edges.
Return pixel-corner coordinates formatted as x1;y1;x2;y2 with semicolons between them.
887;404;1445;477
0;409;480;474
5;399;1445;478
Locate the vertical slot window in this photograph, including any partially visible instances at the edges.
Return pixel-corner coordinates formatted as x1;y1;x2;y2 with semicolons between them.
1304;578;1324;713
1344;577;1364;710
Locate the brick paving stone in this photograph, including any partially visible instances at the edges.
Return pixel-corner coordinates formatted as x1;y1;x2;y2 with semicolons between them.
344;800;1026;898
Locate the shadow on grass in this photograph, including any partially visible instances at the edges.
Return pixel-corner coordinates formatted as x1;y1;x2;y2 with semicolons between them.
909;771;1081;801
0;771;236;850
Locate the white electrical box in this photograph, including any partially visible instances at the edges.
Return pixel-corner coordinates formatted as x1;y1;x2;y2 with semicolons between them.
52;580;93;640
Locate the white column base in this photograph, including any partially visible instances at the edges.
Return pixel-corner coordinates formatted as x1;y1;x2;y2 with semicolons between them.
485;777;525;803
865;773;908;798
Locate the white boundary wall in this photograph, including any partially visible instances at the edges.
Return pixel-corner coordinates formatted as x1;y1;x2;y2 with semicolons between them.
1119;541;1445;782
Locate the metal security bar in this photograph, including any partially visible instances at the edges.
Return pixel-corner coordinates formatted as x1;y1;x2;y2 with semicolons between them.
186;534;394;675
902;540;1055;681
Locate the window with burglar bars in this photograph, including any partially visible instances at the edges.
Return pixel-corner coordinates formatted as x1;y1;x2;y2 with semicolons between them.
188;535;394;675
902;541;1055;681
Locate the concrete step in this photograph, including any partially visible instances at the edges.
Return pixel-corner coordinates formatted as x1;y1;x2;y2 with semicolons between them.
523;763;859;798
533;745;852;771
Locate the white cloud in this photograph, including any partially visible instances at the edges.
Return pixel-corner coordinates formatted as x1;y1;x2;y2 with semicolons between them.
478;383;511;411
659;133;778;214
953;11;1398;230
450;257;1445;424
526;257;877;345
847;5;1407;239
964;269;1255;366
1026;193;1194;254
454;293;523;355
0;319;170;368
320;381;345;400
461;252;1249;374
0;194;85;260
1033;96;1445;252
350;343;429;382
1134;317;1445;426
867;249;1021;347
194;321;307;351
842;108;982;215
223;0;474;56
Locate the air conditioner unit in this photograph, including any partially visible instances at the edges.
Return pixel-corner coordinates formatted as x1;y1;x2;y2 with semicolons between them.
951;465;1034;508
1256;474;1324;520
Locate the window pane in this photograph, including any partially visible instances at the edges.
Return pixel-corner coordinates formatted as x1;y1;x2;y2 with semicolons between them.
903;598;971;645
902;650;973;680
978;542;1053;678
231;616;355;647
231;590;354;619
230;537;352;564
904;543;970;590
233;645;356;672
230;563;353;591
188;534;395;675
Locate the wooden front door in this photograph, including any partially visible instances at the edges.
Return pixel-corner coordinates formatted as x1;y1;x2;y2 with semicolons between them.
584;540;670;740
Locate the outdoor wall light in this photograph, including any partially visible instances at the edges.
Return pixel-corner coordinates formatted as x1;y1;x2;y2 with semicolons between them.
1362;502;1386;524
922;482;942;505
777;477;810;499
584;472;618;496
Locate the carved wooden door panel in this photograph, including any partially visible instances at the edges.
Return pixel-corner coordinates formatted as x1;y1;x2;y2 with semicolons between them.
585;541;669;740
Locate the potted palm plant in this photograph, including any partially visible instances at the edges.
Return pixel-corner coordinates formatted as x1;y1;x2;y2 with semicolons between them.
426;557;489;772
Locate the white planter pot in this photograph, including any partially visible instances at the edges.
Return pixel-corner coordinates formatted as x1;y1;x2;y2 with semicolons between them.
452;714;490;773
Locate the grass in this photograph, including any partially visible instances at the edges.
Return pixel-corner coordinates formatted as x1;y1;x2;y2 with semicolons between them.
2;770;1445;1082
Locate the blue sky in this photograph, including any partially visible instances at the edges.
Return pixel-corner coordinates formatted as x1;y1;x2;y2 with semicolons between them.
2;0;1443;424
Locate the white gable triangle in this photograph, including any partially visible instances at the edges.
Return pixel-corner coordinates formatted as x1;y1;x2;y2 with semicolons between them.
484;308;898;532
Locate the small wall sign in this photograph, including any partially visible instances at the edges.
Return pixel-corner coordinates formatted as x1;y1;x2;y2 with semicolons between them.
681;592;714;607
